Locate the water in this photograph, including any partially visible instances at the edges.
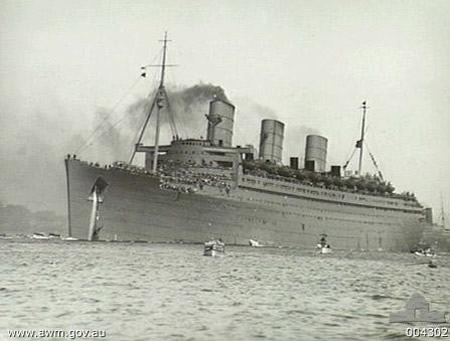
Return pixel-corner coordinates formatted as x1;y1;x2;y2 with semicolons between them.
1;239;449;340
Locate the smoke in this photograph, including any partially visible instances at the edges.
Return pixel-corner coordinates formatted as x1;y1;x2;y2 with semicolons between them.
84;83;230;161
0;108;85;214
86;98;150;163
168;83;228;103
165;83;229;139
83;83;308;164
0;81;317;216
91;108;132;161
284;125;321;162
0;95;154;214
232;97;320;161
232;97;278;149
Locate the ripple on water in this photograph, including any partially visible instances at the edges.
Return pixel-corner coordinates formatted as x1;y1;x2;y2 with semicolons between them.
1;240;449;340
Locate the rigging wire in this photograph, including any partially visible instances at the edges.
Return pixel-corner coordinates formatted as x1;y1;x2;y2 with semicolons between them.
74;76;143;155
191;119;208;140
78;112;132;156
162;89;179;138
127;85;159;163
126;91;157;161
161;46;179;138
128;42;180;164
364;141;384;180
77;46;164;156
165;55;189;138
343;147;358;171
81;85;158;160
343;123;371;171
79;70;158;158
125;101;156;159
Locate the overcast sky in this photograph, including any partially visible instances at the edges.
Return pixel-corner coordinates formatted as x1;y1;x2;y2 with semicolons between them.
0;0;449;221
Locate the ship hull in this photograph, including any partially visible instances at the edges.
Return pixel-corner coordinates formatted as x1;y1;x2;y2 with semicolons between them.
65;159;425;251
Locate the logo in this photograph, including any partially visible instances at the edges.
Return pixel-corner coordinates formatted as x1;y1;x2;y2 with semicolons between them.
390;293;447;323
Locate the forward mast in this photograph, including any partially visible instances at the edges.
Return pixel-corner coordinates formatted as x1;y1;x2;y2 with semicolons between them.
129;32;176;171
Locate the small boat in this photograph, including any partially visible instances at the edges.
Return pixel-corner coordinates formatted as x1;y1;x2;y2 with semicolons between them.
48;233;61;239
204;239;225;257
32;232;49;240
428;260;438;268
249;239;263;247
411;243;435;257
414;249;435;257
316;233;332;254
317;244;333;254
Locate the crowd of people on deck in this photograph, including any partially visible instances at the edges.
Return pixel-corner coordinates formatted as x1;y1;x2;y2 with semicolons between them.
244;166;419;204
246;168;316;187
66;154;418;204
158;164;232;194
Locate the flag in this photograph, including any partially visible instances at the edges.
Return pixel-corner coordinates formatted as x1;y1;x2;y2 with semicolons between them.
355;140;362;148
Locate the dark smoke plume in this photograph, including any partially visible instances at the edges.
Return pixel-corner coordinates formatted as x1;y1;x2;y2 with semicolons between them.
168;83;228;103
86;83;230;161
165;83;229;139
0;81;317;218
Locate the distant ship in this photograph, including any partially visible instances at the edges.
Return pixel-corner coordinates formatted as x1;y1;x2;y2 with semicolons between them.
64;33;430;251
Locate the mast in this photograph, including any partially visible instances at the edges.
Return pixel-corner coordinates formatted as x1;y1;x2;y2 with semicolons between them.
129;32;174;167
159;31;168;88
152;32;169;172
358;101;367;176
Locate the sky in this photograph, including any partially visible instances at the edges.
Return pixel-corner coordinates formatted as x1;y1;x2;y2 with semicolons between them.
0;0;449;222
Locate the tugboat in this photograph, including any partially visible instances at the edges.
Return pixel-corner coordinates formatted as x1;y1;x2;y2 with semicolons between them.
316;234;332;254
204;238;225;257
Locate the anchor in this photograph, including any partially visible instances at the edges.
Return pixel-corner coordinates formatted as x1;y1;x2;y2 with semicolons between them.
87;177;109;241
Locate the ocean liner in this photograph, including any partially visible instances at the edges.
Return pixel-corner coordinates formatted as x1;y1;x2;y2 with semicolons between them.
65;33;430;251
